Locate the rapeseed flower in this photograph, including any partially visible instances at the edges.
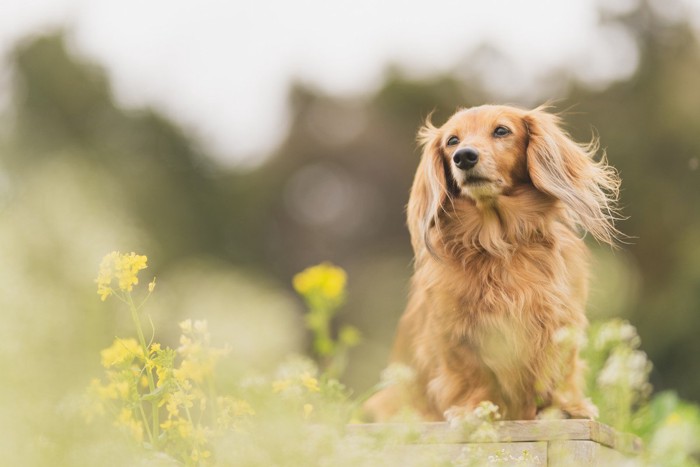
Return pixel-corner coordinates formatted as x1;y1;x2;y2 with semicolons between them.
216;397;255;432
165;389;196;418
300;372;320;392
293;262;347;304
179;319;193;334
175;359;208;384
100;338;144;368
95;251;149;300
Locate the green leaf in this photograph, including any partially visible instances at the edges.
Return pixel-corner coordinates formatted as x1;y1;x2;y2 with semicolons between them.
141;385;166;401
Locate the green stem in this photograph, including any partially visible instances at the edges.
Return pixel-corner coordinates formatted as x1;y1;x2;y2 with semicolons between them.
128;292;160;447
138;400;153;443
311;305;334;357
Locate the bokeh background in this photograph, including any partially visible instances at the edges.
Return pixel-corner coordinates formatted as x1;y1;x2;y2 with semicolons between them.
1;0;700;463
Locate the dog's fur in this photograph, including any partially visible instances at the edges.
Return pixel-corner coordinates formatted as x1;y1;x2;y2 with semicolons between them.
365;105;620;421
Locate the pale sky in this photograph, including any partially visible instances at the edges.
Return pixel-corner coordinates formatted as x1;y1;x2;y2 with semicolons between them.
1;0;698;166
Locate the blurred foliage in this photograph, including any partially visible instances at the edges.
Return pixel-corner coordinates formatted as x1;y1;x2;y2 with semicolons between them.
0;0;700;464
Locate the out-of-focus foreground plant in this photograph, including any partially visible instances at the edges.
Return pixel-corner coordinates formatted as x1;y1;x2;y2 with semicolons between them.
86;253;364;466
584;319;700;466
86;253;700;466
293;262;361;378
88;252;250;464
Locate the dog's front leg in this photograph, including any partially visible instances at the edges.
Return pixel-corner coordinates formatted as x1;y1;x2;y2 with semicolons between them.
426;346;505;421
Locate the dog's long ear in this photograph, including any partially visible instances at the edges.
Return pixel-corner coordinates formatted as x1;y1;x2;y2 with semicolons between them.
524;106;621;245
407;115;449;256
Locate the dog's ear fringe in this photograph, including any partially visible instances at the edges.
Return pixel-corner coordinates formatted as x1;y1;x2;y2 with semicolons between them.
525;108;626;246
417;112;439;148
408;112;450;259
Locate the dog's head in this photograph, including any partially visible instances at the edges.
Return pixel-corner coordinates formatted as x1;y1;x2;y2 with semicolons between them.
408;105;621;254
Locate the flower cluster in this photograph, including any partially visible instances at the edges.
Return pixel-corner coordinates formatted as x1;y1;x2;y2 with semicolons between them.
597;348;652;396
96;251;152;301
584;319;654;433
88;317;252;465
292;263;360;377
88;252;254;466
86;337;149;442
292;262;347;306
593;319;641;351
265;356;331;421
155;320;236;464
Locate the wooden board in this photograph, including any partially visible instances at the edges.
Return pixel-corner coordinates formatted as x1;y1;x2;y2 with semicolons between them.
383;442;548;466
548;440;639;467
347;419;642;455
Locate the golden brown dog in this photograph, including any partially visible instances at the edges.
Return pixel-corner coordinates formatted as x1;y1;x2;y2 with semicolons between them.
365;104;620;421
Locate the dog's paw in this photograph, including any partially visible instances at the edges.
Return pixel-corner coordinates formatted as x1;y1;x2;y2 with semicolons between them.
444;401;501;428
562;398;599;420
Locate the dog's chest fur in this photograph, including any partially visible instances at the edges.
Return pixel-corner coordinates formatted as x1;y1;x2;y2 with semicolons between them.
423;210;588;360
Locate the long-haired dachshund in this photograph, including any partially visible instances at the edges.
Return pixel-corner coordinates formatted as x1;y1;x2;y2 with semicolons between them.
365;104;620;421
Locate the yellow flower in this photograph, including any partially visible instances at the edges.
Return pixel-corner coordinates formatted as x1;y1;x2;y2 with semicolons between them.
174;359;207;384
118;252;148;291
216;397;255;431
300;372;320;392
88;378;109;399
191;449;211;462
155;362;172;388
177;419;193;438
115;381;130;400
96;251;119;301
100;338;144;368
95;251;150;300
179;319;193;333
148;277;156;292
179;334;194;349
164;389;195;419
292;262;347;302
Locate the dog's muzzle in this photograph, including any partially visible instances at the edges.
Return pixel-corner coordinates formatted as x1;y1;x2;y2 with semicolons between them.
453;147;479;170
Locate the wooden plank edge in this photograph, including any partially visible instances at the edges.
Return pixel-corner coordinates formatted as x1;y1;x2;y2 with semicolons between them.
346;420;642;455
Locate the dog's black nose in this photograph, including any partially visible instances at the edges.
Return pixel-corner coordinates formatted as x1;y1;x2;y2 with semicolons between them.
453;147;479;170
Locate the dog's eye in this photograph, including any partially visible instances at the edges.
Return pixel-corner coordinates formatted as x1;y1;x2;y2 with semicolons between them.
447;136;459;146
493;126;511;137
